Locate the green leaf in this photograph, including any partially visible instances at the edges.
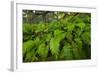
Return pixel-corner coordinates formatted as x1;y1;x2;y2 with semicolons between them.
24;49;36;62
35;23;45;33
50;32;66;59
74;38;82;49
70;16;83;24
60;43;73;60
81;32;91;45
54;29;64;36
71;41;86;59
46;33;52;42
37;43;48;58
23;40;34;55
23;35;32;41
76;28;82;37
66;32;73;43
75;23;85;29
33;37;40;45
84;25;90;31
23;24;32;33
50;38;60;57
56;32;66;42
67;23;75;32
71;41;81;59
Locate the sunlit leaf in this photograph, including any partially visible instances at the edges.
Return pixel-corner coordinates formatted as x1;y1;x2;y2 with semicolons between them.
23;40;34;55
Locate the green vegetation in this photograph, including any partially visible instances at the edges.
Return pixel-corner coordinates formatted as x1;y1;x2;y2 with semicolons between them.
23;10;91;62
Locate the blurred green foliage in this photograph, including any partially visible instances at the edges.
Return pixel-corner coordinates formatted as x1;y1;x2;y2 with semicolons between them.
23;10;91;62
